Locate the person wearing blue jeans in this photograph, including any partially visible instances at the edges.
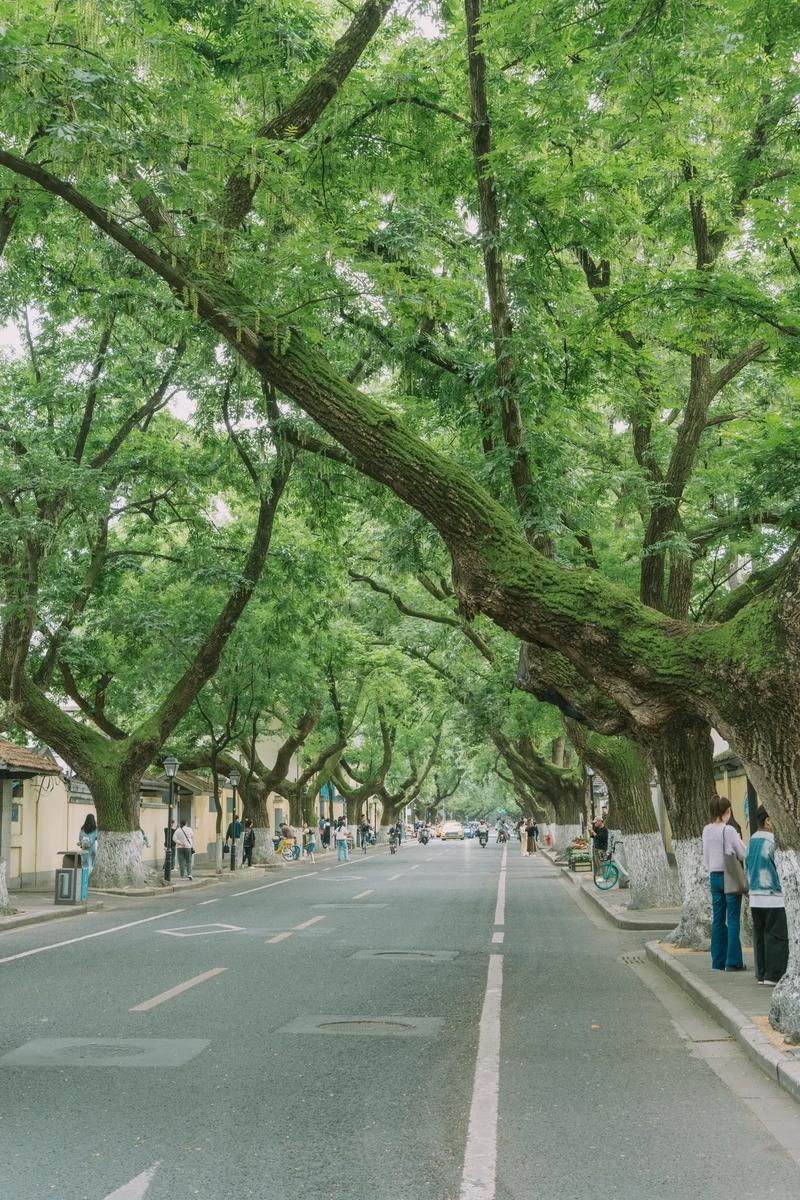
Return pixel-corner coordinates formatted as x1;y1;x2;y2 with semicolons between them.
335;822;349;862
703;796;747;971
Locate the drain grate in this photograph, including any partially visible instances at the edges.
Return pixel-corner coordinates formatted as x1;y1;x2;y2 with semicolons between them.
620;952;645;965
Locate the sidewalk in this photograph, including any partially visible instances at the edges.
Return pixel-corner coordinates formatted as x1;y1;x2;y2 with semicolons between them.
0;891;105;933
547;850;680;931
647;939;800;1105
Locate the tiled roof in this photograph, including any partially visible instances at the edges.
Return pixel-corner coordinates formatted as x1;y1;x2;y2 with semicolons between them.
0;738;61;775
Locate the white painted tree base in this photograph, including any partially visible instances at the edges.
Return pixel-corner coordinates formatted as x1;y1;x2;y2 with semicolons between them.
92;832;155;889
623;832;680;911
553;824;581;853
770;848;800;1042
663;837;711;949
0;858;17;915
250;827;278;866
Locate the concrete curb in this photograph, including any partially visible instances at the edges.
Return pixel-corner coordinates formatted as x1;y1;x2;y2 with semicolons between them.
0;901;104;933
559;866;677;931
645;940;800;1106
89;877;215;898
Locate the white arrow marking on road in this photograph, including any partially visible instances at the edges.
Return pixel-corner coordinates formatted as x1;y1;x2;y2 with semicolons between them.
103;1163;159;1199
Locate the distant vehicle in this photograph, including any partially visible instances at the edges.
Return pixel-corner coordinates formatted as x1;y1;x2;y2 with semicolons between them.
464;826;474;839
441;820;465;841
435;823;444;839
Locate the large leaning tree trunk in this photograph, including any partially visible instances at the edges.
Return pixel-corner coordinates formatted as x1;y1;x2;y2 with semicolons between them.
566;721;678;911
649;717;717;948
4;160;800;1026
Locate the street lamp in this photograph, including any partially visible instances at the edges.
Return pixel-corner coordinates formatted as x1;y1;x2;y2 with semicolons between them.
585;765;596;823
228;767;240;871
163;754;180;882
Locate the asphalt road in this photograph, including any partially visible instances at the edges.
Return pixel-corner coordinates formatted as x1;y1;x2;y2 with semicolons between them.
1;840;799;1200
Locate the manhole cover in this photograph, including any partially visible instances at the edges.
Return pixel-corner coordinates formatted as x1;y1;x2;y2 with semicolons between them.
68;1044;143;1060
375;952;435;961
352;949;458;963
319;1019;415;1034
0;1038;209;1068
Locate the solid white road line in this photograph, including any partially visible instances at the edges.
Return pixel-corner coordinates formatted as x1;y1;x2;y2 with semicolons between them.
130;968;227;1012
266;931;294;944
387;874;402;882
493;853;507;927
293;915;326;930
491;931;505;944
410;864;422;871
351;889;374;900
103;1163;159;1199
0;909;186;966
460;954;503;1200
197;898;220;906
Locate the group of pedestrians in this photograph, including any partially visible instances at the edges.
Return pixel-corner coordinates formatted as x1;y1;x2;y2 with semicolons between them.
516;816;539;856
703;796;788;986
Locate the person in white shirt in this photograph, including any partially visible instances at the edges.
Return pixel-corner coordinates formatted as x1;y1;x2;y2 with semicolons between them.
702;796;746;971
174;820;194;880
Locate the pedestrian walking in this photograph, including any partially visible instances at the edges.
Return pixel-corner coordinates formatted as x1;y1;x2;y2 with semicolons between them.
78;813;98;876
242;819;256;867
526;819;538;855
322;818;331;849
702;796;747;972
360;814;372;853
304;824;317;864
517;816;528;856
747;805;789;985
174;819;194;879
335;818;349;862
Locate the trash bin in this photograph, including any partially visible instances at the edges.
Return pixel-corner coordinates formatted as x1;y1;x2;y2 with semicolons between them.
54;851;89;905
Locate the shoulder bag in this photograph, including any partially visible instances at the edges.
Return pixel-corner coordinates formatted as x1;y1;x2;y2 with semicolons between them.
723;825;749;896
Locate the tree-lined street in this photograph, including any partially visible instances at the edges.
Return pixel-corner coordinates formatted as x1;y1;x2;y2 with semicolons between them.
2;840;800;1199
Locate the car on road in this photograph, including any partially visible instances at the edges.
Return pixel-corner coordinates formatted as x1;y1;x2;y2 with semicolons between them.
441;820;465;840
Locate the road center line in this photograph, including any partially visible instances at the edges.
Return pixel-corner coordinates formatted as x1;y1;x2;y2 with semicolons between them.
197;898;220;906
410;864;421;871
130;967;227;1012
351;889;374;900
232;872;318;898
387;873;402;881
293;915;326;930
266;931;294;944
460;954;503;1200
0;909;186;966
491;931;505;944
493;849;507;926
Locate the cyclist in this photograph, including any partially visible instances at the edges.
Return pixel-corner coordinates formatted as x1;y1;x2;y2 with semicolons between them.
388;826;399;854
359;815;372;853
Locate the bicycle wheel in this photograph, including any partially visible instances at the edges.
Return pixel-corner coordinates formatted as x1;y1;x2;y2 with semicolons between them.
281;847;294;862
594;861;620;891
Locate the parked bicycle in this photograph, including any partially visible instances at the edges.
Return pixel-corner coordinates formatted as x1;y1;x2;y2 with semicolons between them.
593;834;622;891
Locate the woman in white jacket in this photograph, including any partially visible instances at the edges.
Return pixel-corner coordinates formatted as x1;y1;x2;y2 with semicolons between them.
174;820;194;880
702;796;746;972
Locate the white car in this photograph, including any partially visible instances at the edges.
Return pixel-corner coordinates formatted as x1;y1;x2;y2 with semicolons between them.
441;820;465;840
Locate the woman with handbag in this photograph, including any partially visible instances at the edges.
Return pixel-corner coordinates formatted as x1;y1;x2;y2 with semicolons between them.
702;796;747;972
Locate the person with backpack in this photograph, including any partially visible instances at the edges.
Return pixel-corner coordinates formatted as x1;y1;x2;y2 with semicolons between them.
78;814;98;876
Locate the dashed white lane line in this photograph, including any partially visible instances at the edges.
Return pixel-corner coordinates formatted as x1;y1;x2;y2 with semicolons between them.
232;871;318;897
410;864;422;871
130;968;227;1012
351;890;374;900
102;1163;159;1199
491;931;505;944
493;847;508;926
0;909;186;966
266;931;294;944
197;898;220;906
459;954;503;1200
293;915;326;930
387;874;402;881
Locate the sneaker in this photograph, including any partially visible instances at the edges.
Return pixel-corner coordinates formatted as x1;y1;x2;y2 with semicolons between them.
188;875;193;880
763;979;780;986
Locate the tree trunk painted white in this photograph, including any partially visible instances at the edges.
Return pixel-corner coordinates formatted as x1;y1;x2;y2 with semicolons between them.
91;831;155;889
250;826;278;866
214;837;224;872
0;859;17;915
770;848;800;1043
663;837;711;948
622;832;680;910
553;824;581;853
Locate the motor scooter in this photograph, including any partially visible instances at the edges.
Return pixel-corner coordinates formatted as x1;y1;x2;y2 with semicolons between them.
478;829;489;848
419;829;429;845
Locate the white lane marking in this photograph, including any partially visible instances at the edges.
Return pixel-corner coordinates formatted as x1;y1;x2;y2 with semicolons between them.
352;889;374;900
293;915;326;930
158;922;242;938
459;954;503;1200
197;898;220;906
387;874;402;881
103;1163;159;1199
0;910;185;966
130;968;227;1012
231;873;316;898
266;931;293;944
491;932;505;944
493;856;507;927
409;864;422;871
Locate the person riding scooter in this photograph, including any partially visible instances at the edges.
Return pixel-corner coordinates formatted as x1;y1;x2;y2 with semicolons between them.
477;819;489;847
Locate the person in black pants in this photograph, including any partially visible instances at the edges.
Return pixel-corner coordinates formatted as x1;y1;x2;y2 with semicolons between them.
242;819;255;867
591;816;609;875
163;820;176;870
747;806;789;985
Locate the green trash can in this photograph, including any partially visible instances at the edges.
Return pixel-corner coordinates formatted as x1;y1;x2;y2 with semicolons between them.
54;851;89;905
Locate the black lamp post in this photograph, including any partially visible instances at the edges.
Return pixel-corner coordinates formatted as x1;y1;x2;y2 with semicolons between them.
586;765;596;823
163;754;180;882
228;767;240;871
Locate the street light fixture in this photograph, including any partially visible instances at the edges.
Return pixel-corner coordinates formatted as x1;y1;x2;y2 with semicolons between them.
228;767;240;871
163;754;180;883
